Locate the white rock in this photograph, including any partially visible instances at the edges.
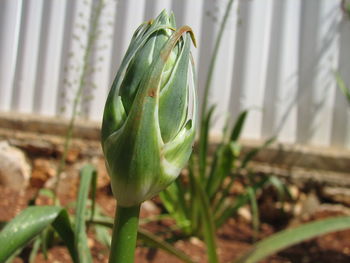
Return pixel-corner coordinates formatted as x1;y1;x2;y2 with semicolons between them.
0;141;31;190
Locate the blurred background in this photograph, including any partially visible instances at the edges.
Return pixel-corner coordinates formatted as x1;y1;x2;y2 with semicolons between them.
0;0;349;149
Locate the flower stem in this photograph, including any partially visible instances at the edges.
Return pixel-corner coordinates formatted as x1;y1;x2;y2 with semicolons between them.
109;204;141;263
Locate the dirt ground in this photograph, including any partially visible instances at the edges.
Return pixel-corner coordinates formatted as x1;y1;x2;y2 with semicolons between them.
1;152;350;263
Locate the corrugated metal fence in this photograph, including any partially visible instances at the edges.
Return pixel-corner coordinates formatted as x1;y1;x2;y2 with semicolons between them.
0;0;349;149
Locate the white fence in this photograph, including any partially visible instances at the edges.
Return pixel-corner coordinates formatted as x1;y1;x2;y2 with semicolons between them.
0;0;349;149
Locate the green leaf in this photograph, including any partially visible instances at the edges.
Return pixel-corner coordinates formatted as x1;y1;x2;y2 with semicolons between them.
335;71;350;105
206;143;234;199
234;216;350;263
160;181;191;234
241;137;275;169
138;229;195;263
191;175;219;263
215;177;269;228
230;110;248;142
29;237;41;263
247;187;259;239
266;175;291;202
0;206;78;263
74;164;97;263
199;105;216;180
94;224;111;248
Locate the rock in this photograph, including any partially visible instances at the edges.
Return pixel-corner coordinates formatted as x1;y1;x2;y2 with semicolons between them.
66;148;80;163
0;141;31;190
238;206;252;222
30;158;56;187
322;186;350;206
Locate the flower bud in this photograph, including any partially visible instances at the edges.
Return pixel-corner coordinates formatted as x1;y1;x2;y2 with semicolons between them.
101;10;197;207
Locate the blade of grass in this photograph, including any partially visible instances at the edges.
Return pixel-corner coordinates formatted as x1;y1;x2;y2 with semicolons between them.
74;164;97;263
241;137;275;169
0;206;78;263
94;224;112;248
192;175;219;263
188;155;200;235
207;110;248;200
247;187;259;240
138;229;195;263
234;216;350;263
160;184;191;234
200;0;235;121
230;110;248;141
335;71;350;104
215;177;268;228
199;105;216;181
206;144;234;199
29;237;41;263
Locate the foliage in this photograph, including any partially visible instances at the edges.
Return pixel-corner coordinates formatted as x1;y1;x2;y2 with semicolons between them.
0;165;195;263
234;216;350;263
54;0;105;201
160;110;279;235
335;71;350;105
156;0;286;262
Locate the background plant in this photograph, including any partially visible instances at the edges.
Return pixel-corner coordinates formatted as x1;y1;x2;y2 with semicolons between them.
0;164;195;263
53;0;105;201
159;0;288;262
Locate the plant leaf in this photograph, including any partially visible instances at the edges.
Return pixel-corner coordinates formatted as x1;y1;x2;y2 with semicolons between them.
234;216;350;263
74;164;97;263
230;110;248;142
0;206;78;263
192;175;219;263
199;105;216;180
335;71;350;104
138;228;195;263
241;137;275;169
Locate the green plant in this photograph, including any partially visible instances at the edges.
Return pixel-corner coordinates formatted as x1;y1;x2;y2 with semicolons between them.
101;10;196;263
54;0;105;201
160;110;278;233
0;165;195;263
234;215;350;263
0;9;198;263
342;0;350;18
335;71;350;105
158;0;283;262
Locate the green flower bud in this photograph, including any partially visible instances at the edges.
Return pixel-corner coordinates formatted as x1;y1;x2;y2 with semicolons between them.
101;10;197;207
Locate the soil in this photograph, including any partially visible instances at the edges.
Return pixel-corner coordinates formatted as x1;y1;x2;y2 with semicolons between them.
1;154;350;263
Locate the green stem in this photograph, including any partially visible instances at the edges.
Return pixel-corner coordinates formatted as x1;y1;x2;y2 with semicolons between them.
198;0;235;182
109;205;141;263
53;0;104;203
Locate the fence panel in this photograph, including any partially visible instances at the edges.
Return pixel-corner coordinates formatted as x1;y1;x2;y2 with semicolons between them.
0;0;348;149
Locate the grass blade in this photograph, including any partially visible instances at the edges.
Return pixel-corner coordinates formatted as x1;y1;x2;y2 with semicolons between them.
215;177;268;228
0;206;78;263
74;164;97;263
94;224;111;248
199;105;216;180
206;144;234;199
138;228;195;263
241;137;275;169
234;216;350;263
192;176;219;263
29;237;41;263
335;71;350;104
247;187;259;240
230;110;248;141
